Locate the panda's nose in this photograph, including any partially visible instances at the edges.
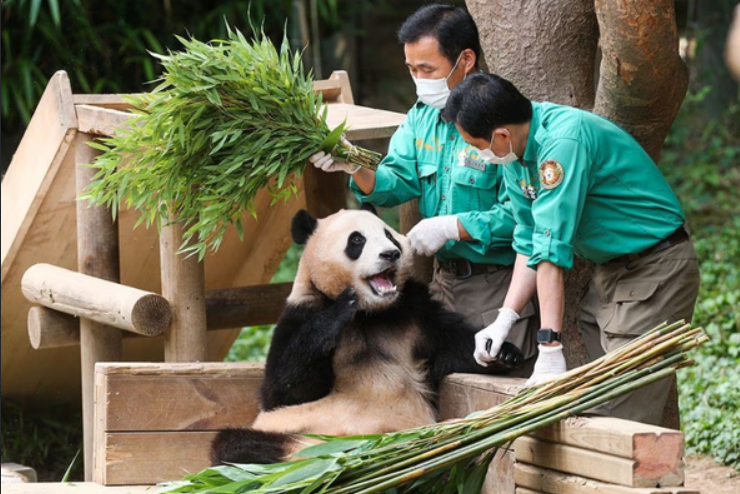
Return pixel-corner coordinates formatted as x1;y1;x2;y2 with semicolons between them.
380;249;401;262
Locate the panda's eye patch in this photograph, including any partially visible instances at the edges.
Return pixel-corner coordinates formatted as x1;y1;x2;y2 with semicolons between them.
345;231;366;260
385;229;402;252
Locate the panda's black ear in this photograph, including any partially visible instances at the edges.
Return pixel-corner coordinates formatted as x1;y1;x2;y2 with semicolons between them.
360;202;378;216
291;209;318;245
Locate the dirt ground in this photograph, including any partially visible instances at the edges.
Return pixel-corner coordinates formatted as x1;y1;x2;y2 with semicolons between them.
684;454;739;493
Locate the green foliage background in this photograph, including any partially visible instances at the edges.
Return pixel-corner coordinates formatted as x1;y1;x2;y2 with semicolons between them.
661;89;740;470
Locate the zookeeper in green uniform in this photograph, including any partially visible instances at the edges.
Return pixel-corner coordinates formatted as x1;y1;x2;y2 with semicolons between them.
443;72;700;425
308;5;539;373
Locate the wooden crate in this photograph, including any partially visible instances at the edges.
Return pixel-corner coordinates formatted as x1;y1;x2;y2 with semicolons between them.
93;364;695;494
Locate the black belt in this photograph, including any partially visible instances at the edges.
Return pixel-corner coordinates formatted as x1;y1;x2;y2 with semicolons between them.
607;226;689;265
437;259;503;279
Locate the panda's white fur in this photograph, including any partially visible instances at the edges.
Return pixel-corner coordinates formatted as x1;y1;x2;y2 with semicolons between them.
211;208;524;465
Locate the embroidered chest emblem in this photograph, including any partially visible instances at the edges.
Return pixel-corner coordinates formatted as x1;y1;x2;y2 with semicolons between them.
539;159;564;189
519;179;537;200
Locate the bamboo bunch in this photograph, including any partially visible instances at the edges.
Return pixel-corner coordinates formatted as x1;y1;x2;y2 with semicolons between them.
81;25;381;260
160;320;706;494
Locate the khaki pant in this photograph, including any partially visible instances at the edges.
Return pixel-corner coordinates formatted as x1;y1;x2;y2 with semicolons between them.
579;240;700;425
430;261;540;377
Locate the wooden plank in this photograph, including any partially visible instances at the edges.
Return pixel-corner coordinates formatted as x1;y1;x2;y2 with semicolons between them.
75;101;404;141
160;220;207;362
515;463;700;494
76;105;132;136
438;374;526;421
1;483;153;494
531;416;684;468
329;70;354;104
515;436;682;487
98;363;263;431
94;358;111;484
483;448;516;494
100;431;217;485
73;94;139;111
1;70;77;278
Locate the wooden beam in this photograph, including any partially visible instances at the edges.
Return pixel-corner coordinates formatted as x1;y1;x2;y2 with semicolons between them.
514;436;683;488
28;282;292;349
329;70;354;104
76;133;123;481
73;94;139;111
205;282;291;329
2;483;154;494
514;463;700;494
160;220;207;362
531;416;684;468
2;71;77;279
21;263;171;336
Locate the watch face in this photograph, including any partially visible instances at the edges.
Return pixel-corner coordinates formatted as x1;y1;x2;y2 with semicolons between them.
537;329;560;343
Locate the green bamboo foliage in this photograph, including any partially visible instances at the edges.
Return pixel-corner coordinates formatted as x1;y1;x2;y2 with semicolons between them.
159;321;707;494
81;26;381;260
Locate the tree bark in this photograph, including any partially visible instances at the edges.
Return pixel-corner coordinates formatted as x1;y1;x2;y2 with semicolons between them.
466;0;598;108
467;0;687;428
593;0;688;163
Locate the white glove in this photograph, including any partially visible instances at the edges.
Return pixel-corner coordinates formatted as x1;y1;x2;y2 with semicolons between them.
308;150;361;174
407;216;460;256
473;307;520;367
525;344;567;386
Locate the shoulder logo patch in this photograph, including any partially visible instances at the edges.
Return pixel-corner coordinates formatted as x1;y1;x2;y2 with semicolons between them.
539;159;564;189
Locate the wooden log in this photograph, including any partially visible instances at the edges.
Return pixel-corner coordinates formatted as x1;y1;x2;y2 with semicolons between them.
76;132;123;481
514;463;700;494
531;416;684;470
514;436;682;488
28;282;292;349
21;263;171;336
160;219;207;362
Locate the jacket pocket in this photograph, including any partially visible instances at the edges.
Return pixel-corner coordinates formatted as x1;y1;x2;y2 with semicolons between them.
451;165;500;211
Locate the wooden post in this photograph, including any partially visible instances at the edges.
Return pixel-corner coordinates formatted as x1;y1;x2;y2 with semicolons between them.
160;219;207;362
75;132;123;480
399;201;433;284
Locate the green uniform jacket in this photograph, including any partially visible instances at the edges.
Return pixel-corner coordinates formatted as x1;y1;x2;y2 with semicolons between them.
350;102;516;265
509;102;685;270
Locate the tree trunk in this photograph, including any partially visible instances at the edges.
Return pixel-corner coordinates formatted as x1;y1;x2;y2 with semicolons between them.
466;0;687;429
593;0;689;163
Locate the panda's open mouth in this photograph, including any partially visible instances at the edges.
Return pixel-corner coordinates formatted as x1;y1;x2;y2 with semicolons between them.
366;268;397;297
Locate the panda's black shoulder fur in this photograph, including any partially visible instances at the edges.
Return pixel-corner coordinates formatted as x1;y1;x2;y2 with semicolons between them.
260;277;520;412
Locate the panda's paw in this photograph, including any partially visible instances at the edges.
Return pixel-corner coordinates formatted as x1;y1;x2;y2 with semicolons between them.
496;342;524;370
333;287;358;323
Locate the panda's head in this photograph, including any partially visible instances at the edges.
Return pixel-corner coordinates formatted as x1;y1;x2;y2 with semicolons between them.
289;208;413;311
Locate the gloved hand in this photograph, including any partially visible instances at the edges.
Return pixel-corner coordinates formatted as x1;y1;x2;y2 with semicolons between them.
473;307;520;367
308;136;361;175
525;344;567;386
308;150;361;174
407;215;460;256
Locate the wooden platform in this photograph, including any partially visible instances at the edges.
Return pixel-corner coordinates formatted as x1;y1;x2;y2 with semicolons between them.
1;483;152;494
0;71;406;408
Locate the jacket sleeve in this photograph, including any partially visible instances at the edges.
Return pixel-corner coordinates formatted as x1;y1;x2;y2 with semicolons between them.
349;110;421;207
527;138;591;270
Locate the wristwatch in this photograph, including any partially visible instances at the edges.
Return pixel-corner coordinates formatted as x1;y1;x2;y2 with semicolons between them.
537;328;562;344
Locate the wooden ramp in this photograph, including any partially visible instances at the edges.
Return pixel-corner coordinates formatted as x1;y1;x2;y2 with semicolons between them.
0;70;406;408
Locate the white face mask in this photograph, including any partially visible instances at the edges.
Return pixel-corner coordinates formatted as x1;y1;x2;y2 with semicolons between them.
413;53;462;110
476;133;518;165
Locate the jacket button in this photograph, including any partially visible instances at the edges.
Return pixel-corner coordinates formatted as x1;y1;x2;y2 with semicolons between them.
449;135;454;140
469;178;475;184
444;166;449;172
630;290;636;297
441;194;446;200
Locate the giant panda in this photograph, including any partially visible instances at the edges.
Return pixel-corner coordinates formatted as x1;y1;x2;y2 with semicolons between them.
211;207;523;465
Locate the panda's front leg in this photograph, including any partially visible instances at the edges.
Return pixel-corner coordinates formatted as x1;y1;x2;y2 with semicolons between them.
261;288;358;410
